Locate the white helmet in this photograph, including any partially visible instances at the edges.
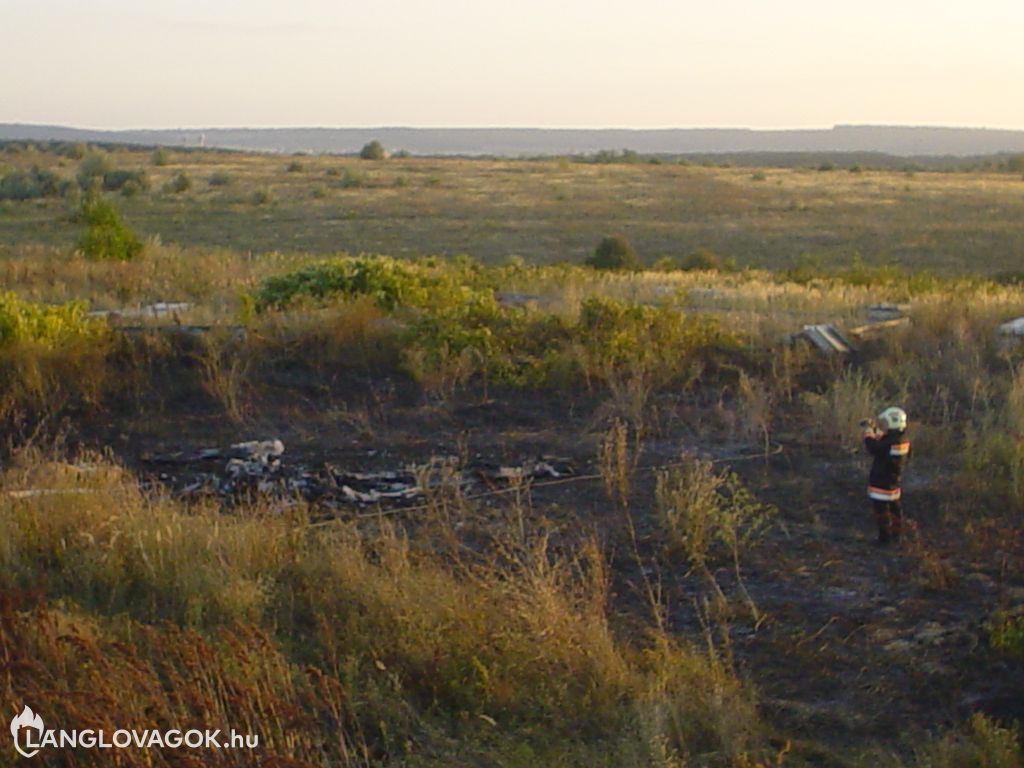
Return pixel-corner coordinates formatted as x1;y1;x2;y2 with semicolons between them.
877;407;907;432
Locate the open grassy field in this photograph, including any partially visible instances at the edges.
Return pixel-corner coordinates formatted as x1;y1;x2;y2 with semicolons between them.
2;142;1024;273
2;143;1024;767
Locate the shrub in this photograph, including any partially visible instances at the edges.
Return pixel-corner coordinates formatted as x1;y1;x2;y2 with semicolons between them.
0;166;62;200
76;196;144;261
208;170;231;187
255;257;435;312
120;178;144;197
251;188;272;205
340;167;367;188
360;140;386;160
655;455;773;624
76;151;112;189
286;159;305;173
680;248;723;272
151;147;171;166
585;234;640;271
163;171;192;194
57;142;87;160
0;296;110;421
0;293;106;348
102;168;149;193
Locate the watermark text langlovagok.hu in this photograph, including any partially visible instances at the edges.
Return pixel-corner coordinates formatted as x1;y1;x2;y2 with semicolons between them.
10;705;259;759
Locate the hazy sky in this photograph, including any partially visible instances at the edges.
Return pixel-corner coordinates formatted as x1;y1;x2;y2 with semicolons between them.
4;0;1023;129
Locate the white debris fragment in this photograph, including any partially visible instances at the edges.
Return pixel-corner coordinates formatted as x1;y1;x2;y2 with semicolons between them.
998;317;1024;336
87;302;190;320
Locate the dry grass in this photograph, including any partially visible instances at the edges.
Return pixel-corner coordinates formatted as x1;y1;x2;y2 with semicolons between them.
5;146;1024;273
0;453;773;766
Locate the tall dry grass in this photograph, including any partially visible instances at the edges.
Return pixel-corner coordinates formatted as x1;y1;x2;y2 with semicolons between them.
0;453;773;766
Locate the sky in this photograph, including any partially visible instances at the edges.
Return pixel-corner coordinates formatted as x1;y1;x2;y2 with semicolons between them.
3;0;1024;130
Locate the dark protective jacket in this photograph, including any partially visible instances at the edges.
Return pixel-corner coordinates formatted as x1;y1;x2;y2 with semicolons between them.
864;429;910;501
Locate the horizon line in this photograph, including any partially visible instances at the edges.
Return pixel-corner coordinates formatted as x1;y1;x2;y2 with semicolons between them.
5;121;1024;134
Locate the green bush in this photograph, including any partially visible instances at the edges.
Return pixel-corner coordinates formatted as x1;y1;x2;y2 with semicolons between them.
255;257;438;311
151;148;171;166
286;159;305;173
0;166;62;200
585;234;640;271
576;296;726;384
102;169;149;193
360;140;386;160
251;188;272;205
76;196;144;261
0;293;106;348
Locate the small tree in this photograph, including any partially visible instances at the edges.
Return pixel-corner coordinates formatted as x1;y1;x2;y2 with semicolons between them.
359;140;386;160
585;234;640;271
76;151;112;190
77;196;143;261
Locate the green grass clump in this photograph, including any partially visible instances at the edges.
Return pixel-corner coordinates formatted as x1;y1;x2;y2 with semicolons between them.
0;294;111;421
912;714;1022;768
986;610;1024;658
0;292;105;348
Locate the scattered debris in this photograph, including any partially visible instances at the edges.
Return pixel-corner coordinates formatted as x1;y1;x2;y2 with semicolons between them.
495;291;544;308
849;317;910;338
793;324;855;355
866;304;909;322
5;488;97;499
998;317;1024;350
143;440;575;509
116;325;247;340
87;302;190;320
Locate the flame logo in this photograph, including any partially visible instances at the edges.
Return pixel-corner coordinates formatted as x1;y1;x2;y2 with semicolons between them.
10;705;44;758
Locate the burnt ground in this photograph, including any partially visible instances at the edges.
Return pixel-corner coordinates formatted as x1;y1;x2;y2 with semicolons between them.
52;374;1024;763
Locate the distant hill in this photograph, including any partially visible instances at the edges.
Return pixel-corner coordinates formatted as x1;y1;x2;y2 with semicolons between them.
3;123;1024;158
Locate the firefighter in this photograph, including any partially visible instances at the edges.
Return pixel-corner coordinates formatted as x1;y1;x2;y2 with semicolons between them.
861;407;910;544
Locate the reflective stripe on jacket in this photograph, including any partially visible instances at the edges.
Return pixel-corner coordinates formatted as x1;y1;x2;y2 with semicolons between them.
868;486;902;502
